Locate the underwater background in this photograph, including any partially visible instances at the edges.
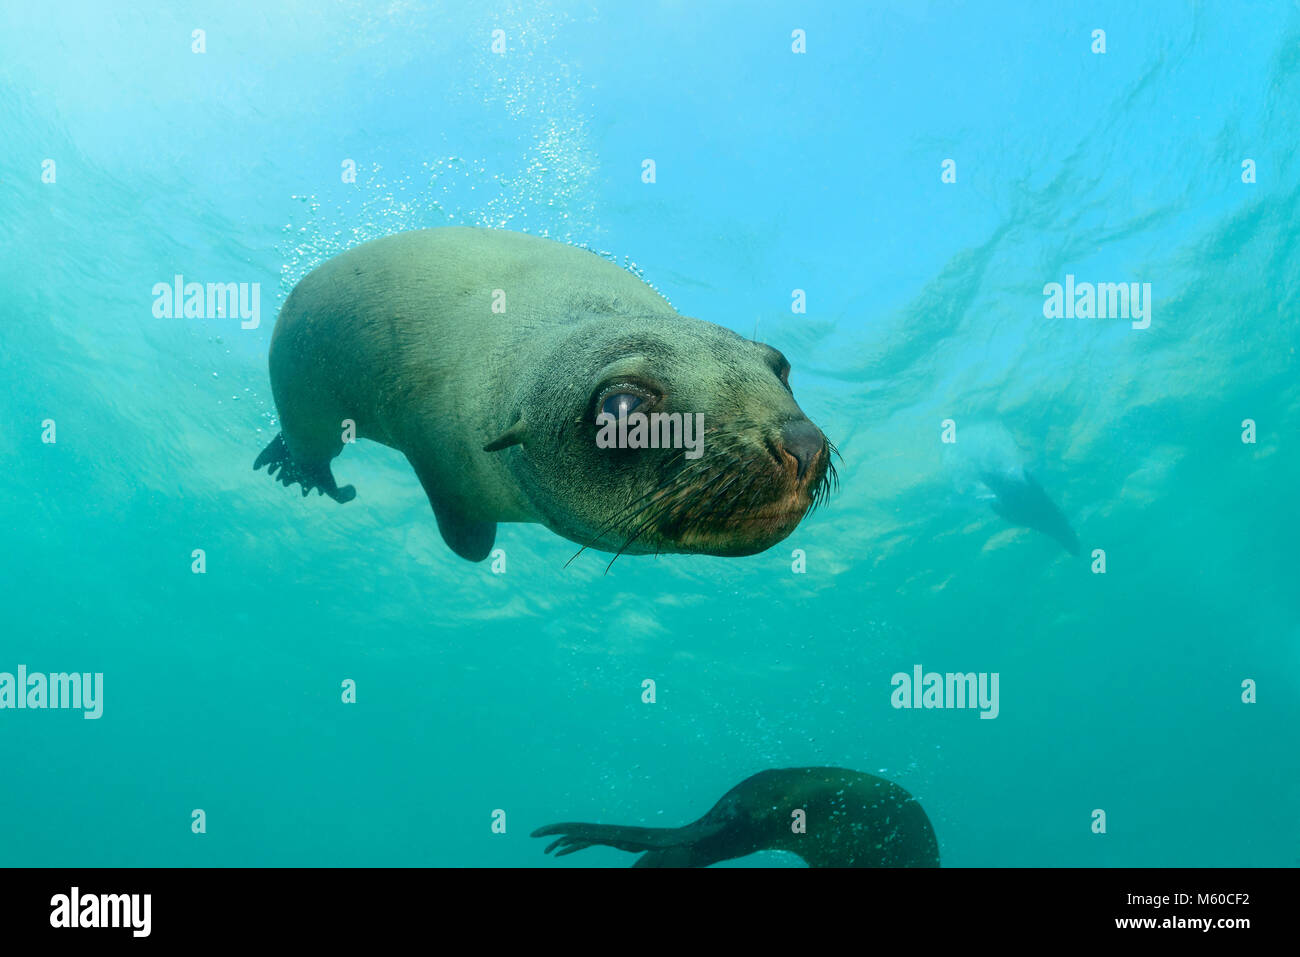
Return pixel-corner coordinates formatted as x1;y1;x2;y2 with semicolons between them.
1;0;1296;867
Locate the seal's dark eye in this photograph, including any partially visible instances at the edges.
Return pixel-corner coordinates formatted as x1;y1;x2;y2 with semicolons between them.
601;392;643;417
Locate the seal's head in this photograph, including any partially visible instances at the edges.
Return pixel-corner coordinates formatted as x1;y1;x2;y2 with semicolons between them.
484;315;836;560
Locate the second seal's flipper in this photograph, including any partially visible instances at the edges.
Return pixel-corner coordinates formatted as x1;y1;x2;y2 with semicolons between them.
531;820;727;866
254;432;356;503
530;822;686;859
631;846;700;867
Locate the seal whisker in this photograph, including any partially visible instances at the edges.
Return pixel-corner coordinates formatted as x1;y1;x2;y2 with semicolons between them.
809;448;839;513
609;464;728;559
563;452;700;567
604;497;686;572
633;458;737;549
561;455;702;561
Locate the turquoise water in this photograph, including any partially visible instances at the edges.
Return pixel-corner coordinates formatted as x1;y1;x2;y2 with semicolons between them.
1;1;1296;867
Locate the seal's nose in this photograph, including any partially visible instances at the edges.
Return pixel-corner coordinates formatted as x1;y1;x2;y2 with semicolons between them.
778;419;823;480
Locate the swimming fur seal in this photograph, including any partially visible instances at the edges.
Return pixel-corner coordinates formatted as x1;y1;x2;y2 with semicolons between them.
532;767;940;867
978;466;1080;555
942;421;1079;555
255;227;834;562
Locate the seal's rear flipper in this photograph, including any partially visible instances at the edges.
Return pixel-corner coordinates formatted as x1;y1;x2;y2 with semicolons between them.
530;822;686;860
254;432;356;504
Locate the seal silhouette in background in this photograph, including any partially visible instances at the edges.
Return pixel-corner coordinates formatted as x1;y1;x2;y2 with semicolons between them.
532;767;940;867
942;421;1079;555
255;227;835;562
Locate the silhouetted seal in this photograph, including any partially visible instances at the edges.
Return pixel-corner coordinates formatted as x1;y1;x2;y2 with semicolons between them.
942;421;1079;555
255;228;834;562
532;767;940;867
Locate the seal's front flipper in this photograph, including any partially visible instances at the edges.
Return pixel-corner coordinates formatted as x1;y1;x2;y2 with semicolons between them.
530;822;685;860
432;501;496;562
407;454;496;562
254;433;356;503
